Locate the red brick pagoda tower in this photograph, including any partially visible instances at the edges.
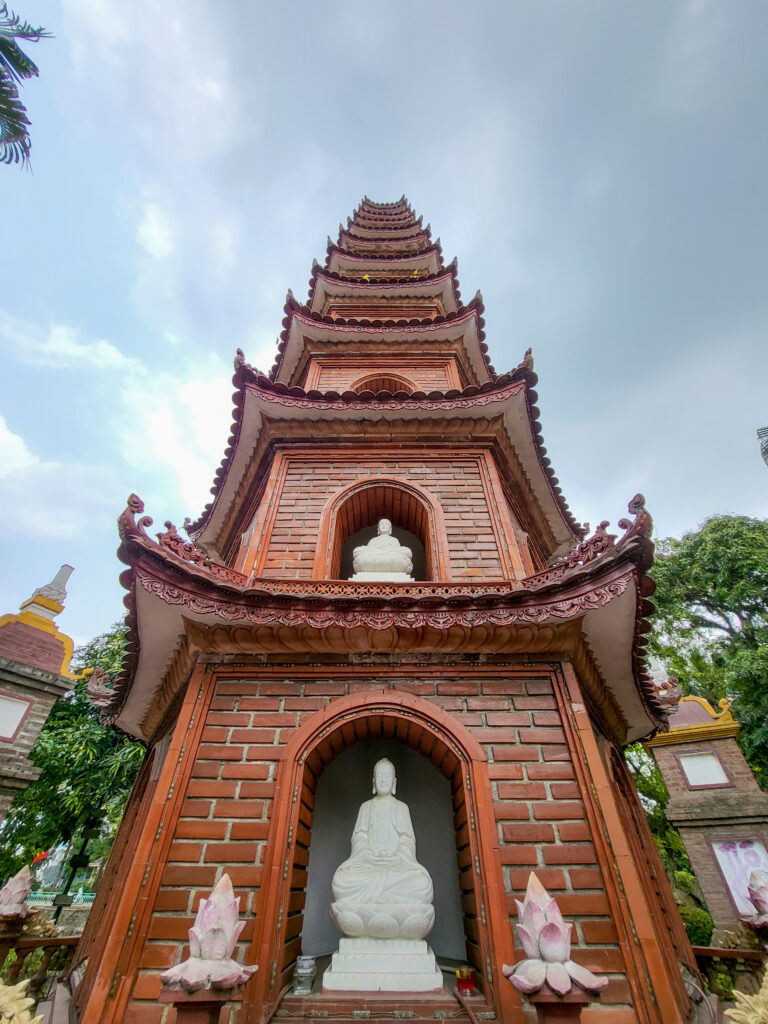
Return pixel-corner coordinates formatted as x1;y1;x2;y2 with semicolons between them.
71;198;697;1024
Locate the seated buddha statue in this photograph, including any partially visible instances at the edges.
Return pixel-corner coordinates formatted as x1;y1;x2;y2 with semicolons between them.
330;758;435;941
351;519;414;581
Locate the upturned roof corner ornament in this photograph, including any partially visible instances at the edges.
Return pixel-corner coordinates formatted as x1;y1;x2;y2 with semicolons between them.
118;494;153;542
0;865;33;920
502;873;608;997
653;672;682;710
518;346;534;371
160;874;257;993
85;666;114;710
616;493;654;571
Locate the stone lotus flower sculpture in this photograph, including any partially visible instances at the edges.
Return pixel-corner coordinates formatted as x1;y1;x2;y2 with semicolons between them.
744;869;768;928
160;874;257;993
0;865;33;920
502;873;608;997
0;979;42;1024
726;964;768;1023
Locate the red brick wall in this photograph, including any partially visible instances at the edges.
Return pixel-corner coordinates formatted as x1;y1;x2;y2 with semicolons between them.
310;360;457;393
253;452;511;580
0;670;66;821
0;691;46;819
653;738;765;800
123;670;638;1022
0;621;66;674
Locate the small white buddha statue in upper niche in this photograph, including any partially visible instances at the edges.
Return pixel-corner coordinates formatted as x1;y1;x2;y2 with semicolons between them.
351;519;414;581
330;758;435;941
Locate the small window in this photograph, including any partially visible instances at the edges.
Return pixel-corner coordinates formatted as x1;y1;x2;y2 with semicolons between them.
0;694;31;741
679;752;729;787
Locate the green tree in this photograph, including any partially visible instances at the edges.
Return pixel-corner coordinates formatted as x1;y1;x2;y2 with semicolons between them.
0;623;145;880
625;743;692;873
0;2;50;165
649;515;768;786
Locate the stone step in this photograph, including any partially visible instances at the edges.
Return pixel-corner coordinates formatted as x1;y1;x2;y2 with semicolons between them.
274;990;496;1021
35;981;70;1024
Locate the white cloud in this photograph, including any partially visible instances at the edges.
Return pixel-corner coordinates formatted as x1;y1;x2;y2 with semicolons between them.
0;416;38;477
62;0;240;164
117;355;233;515
136;196;176;259
0;415;119;540
0;311;140;372
1;303;235;536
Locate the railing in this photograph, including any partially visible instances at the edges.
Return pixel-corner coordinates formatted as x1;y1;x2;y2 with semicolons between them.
0;936;79;1005
25;891;95;906
693;944;767;999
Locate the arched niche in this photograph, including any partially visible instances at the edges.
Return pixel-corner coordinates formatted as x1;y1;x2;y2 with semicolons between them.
301;738;465;960
350;372;415;396
245;692;517;1021
314;478;451;581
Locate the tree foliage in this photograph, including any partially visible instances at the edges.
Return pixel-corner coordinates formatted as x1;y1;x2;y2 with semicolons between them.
625;743;692;873
0;3;50;165
649;515;768;786
0;623;145;881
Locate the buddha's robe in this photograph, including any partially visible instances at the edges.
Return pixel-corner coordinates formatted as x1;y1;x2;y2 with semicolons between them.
332;794;433;908
352;535;413;576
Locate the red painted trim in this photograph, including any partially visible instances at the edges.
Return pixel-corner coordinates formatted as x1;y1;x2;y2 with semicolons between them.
80;662;211;1024
558;662;690;1023
238;453;287;576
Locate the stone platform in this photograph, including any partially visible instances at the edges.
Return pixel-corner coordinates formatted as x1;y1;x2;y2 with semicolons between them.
322;937;443;992
276;990;496;1022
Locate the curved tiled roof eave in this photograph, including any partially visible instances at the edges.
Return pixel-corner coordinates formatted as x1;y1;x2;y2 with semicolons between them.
105;492;662;742
325;240;444;268
307;264;460;306
269;291;491;383
185;357;584;551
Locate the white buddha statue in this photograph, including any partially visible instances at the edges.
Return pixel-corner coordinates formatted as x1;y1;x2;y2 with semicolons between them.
330;758;434;941
323;758;443;992
351;519;414;581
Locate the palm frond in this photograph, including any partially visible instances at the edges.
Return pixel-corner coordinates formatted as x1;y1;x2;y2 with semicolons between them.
0;34;40;82
0;5;51;167
0;2;50;43
0;66;31;163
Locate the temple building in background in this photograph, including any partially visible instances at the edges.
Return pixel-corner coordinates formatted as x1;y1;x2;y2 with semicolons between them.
0;566;76;820
70;198;699;1023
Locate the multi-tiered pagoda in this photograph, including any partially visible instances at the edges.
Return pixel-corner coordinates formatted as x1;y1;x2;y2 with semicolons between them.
71;198;698;1023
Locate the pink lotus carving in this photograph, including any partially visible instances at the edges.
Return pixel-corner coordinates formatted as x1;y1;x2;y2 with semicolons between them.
502;873;608;997
743;870;768;928
160;874;258;993
0;866;33;919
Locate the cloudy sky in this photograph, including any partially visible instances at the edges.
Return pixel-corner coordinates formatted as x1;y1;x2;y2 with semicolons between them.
2;0;767;647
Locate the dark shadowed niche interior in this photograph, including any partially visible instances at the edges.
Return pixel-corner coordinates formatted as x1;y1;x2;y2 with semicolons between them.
326;482;436;580
301;739;465;960
340;524;426;581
